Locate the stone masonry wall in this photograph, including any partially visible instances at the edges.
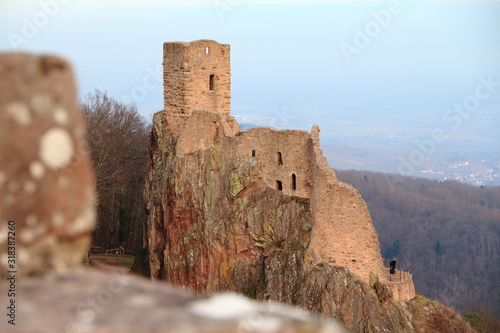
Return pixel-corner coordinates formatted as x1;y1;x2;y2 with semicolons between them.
235;127;314;198
309;126;387;282
390;276;417;302
163;40;231;115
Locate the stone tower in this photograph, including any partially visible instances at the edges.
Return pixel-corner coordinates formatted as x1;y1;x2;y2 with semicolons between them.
163;40;231;115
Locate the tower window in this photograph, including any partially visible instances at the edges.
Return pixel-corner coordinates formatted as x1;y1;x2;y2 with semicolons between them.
251;150;256;157
205;47;209;54
209;74;215;90
276;181;283;191
292;174;297;190
277;152;283;165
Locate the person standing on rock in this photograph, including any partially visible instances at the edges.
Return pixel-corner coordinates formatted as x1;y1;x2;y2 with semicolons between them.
390;258;397;275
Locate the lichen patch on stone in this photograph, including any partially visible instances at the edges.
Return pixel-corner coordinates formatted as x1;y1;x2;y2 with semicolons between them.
39;128;74;170
29;161;45;180
126;295;157;308
189;293;257;319
7;102;32;126
52;212;64;228
20;222;46;243
54;108;68;126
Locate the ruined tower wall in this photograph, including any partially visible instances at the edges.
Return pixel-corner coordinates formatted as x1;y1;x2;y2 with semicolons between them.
309;126;387;282
176;110;228;156
163;42;187;114
172;111;314;199
163;40;231;115
234;127;313;198
233;124;387;281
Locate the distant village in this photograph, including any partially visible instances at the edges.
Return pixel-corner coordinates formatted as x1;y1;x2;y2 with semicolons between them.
421;160;500;186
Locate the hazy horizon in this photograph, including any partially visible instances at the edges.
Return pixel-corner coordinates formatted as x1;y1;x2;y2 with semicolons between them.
1;0;499;184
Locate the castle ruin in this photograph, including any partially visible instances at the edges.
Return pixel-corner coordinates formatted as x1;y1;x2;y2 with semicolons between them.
147;39;415;302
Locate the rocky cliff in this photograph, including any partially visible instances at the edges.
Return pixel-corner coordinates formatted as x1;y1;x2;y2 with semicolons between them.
145;110;475;332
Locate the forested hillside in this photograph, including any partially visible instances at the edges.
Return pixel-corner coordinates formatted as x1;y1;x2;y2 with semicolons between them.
335;170;500;319
81;90;150;253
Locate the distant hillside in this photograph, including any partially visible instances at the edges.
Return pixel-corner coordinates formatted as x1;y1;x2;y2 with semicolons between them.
325;144;500;186
335;169;500;319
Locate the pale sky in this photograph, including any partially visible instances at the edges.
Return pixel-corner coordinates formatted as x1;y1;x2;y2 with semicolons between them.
1;0;499;147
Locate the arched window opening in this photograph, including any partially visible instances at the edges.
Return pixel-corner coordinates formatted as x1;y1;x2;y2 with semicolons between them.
276;181;283;191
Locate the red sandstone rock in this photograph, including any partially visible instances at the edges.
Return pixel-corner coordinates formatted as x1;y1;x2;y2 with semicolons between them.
0;54;96;277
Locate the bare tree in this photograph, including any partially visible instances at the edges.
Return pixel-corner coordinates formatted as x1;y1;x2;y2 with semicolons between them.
80;89;150;253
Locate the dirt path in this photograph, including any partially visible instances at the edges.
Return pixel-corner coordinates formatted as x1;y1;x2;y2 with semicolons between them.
90;258;130;274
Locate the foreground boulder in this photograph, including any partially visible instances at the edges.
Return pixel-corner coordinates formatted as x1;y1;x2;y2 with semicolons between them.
4;269;345;333
0;54;95;277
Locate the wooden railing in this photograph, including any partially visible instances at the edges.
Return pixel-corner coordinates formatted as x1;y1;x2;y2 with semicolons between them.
87;246;126;259
87;246;102;257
